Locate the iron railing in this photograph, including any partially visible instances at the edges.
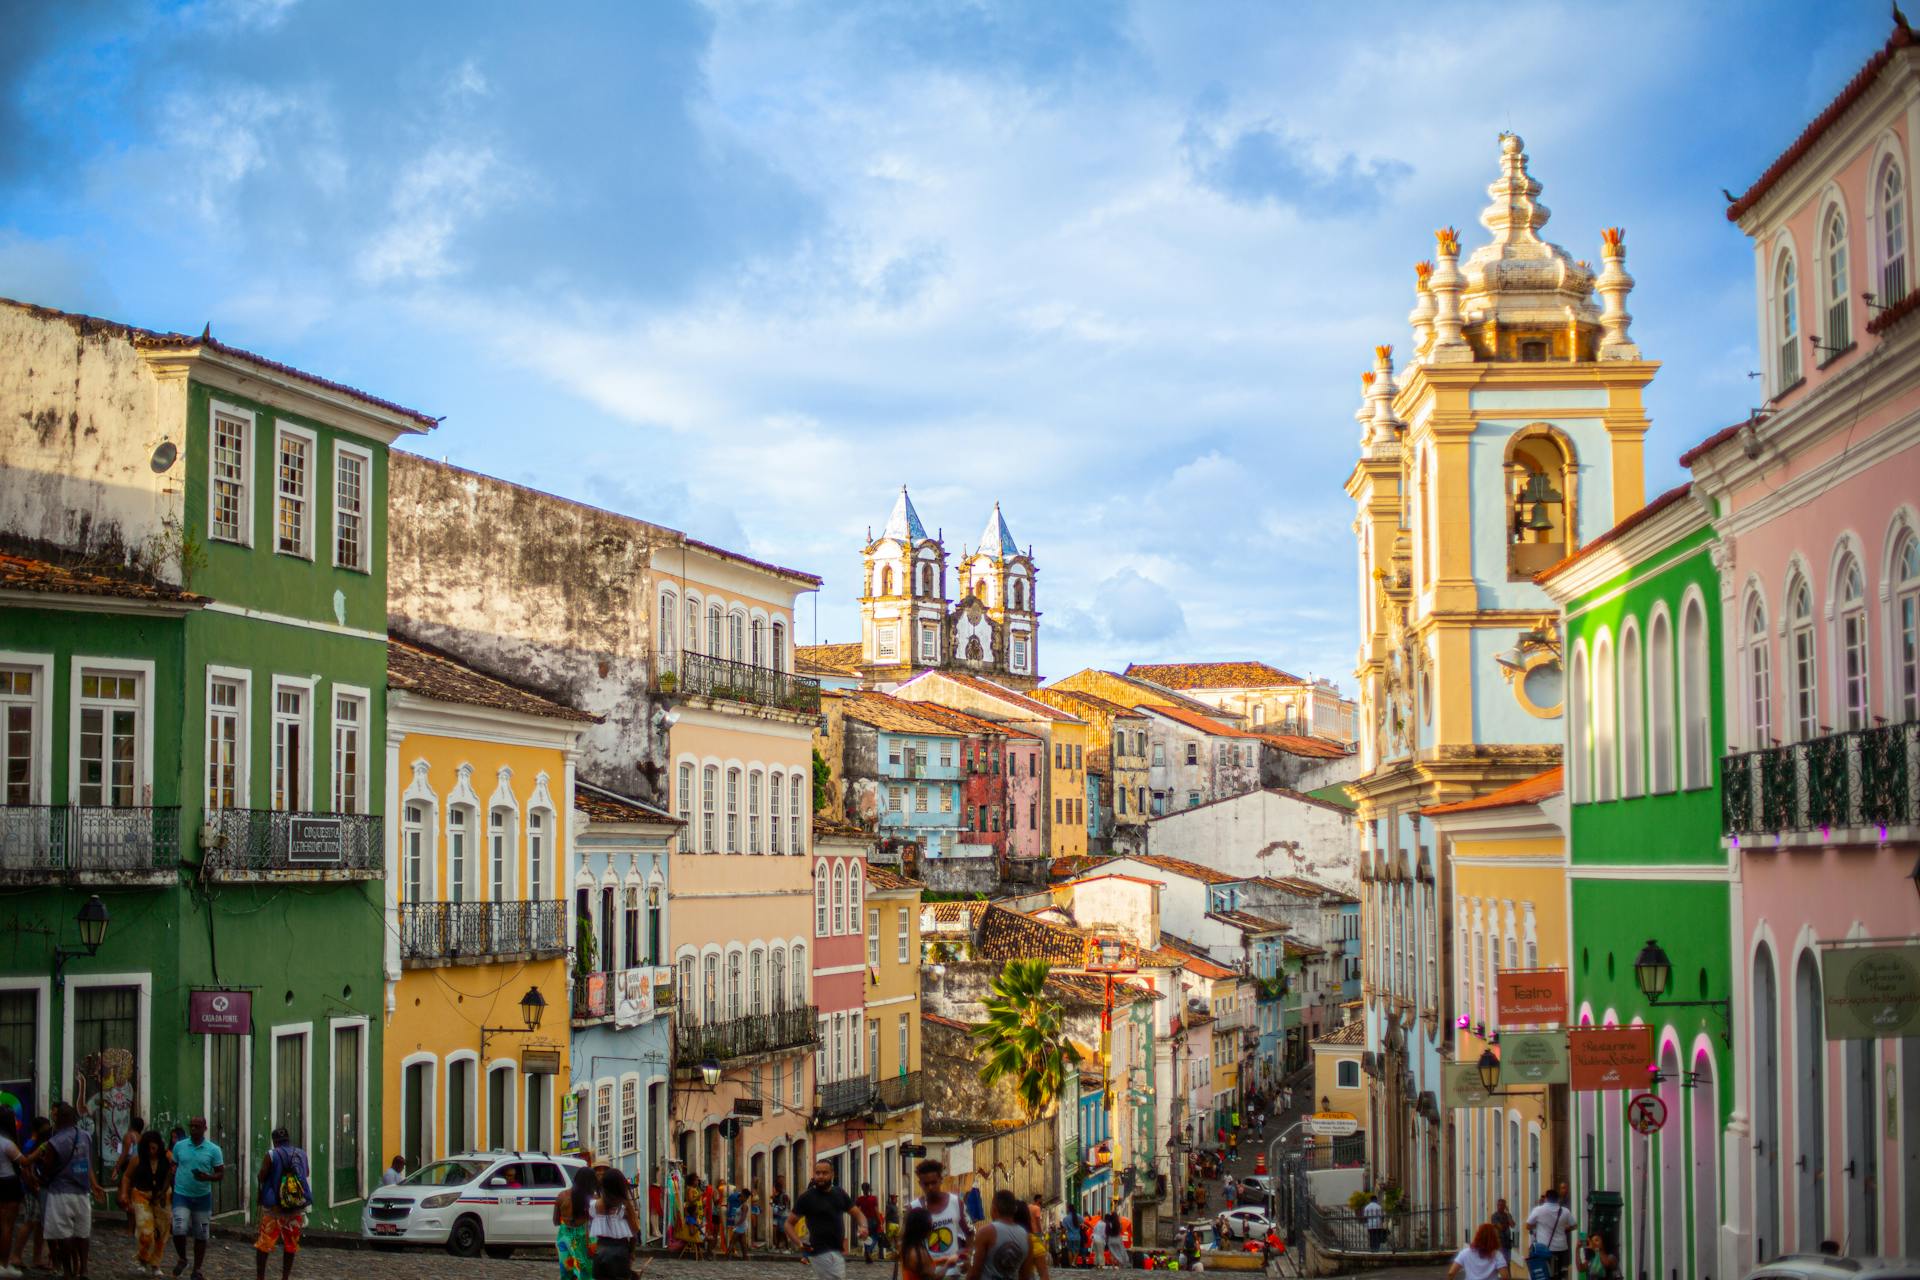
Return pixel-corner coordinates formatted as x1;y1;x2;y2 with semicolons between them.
205;809;382;874
815;1076;875;1121
1722;720;1917;838
1299;1200;1459;1254
400;900;566;964
676;652;821;715
0;805;181;876
675;1005;819;1062
873;1070;923;1111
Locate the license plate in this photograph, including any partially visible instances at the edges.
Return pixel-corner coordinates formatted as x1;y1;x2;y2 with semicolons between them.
372;1224;401;1235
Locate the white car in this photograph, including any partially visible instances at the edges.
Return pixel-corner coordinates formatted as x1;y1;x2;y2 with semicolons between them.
1744;1259;1919;1280
362;1153;588;1256
1218;1207;1274;1241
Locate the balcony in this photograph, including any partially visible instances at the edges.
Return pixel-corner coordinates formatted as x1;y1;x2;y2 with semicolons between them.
203;809;381;879
400;900;566;967
669;652;821;716
0;805;181;883
675;1005;819;1063
1721;720;1917;840
873;1070;923;1113
814;1076;876;1123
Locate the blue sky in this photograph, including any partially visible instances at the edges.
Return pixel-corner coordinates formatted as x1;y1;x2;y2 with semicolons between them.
3;0;1894;688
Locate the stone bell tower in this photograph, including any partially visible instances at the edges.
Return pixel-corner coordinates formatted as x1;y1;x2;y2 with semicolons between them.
951;502;1040;689
859;486;949;687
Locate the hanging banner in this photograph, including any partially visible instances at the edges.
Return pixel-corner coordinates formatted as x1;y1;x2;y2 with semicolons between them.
1495;970;1568;1025
187;990;252;1035
1441;1060;1497;1109
1501;1032;1569;1085
1569;1025;1653;1091
1823;944;1920;1040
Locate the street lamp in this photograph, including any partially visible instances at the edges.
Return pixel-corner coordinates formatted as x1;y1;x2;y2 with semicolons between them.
699;1058;722;1088
482;986;549;1056
54;895;110;986
1631;937;1731;1045
1477;1048;1501;1094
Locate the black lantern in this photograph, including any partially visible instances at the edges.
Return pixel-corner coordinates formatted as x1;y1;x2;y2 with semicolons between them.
77;896;110;950
1633;939;1672;1003
700;1058;722;1088
519;987;547;1031
1477;1048;1501;1094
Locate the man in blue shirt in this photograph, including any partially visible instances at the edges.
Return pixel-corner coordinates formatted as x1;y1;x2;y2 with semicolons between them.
169;1117;224;1280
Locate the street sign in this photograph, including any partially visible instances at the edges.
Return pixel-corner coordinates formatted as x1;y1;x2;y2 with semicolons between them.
187;990;251;1035
731;1097;764;1118
1626;1092;1667;1135
522;1048;561;1075
1569;1025;1654;1091
1823;943;1920;1040
287;816;345;864
1306;1111;1360;1135
1501;1032;1569;1085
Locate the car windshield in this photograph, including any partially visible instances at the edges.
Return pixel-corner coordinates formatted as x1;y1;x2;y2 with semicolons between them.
404;1160;489;1187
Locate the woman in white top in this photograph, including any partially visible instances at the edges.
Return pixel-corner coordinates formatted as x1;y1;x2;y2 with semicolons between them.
1450;1224;1507;1280
588;1169;646;1280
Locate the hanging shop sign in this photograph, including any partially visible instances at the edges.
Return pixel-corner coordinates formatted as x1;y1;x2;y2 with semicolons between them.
1823;943;1920;1041
1495;969;1568;1025
1441;1060;1497;1109
1500;1032;1569;1085
187;990;252;1035
1568;1025;1653;1091
522;1048;561;1076
1306;1112;1359;1136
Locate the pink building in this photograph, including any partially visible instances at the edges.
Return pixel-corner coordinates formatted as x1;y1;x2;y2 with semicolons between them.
1004;735;1045;862
1698;17;1920;1264
810;826;875;1184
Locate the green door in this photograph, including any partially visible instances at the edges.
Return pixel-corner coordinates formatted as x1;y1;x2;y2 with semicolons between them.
332;1025;362;1202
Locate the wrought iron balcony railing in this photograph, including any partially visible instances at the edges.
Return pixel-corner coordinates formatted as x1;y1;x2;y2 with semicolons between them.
872;1070;923;1112
1721;720;1917;839
0;805;181;877
205;809;382;875
400;900;566;965
675;1005;819;1062
674;652;822;716
815;1076;875;1122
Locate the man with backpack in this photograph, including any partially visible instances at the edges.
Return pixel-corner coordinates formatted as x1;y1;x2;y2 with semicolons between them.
254;1128;310;1280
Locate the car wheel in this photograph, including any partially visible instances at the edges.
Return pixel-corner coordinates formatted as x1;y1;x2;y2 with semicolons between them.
447;1215;485;1257
484;1246;515;1260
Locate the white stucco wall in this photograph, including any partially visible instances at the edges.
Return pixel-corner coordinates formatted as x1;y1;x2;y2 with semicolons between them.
1144;789;1356;893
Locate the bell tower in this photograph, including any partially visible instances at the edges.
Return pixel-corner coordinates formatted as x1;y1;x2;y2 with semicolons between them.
952;502;1039;688
859;486;948;687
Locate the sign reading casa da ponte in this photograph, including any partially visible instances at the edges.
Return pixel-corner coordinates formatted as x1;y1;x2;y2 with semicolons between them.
188;990;252;1035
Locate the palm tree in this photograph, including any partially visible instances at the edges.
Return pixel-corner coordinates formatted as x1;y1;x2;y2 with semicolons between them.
972;958;1068;1118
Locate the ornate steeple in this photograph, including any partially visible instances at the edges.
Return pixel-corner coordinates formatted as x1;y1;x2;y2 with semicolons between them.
882;486;929;542
978;503;1019;558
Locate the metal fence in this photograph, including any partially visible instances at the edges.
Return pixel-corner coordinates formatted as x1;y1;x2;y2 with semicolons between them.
816;1076;876;1121
1303;1202;1461;1254
205;809;382;873
675;1005;819;1061
676;652;823;715
873;1070;923;1112
400;900;566;963
0;805;181;875
1722;719;1916;837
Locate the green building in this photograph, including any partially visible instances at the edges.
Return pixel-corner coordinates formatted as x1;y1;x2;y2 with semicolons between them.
1540;481;1732;1280
0;299;433;1229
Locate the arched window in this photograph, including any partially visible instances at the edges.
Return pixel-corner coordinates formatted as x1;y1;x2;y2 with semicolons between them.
917;562;933;597
1744;595;1773;750
1776;250;1802;388
728;611;746;661
1012;578;1025;610
814;864;829;935
1824;208;1851;350
701;765;718;852
448;804;475;902
848;862;862;922
790;776;804;856
769;773;785;854
749;947;765;1016
831;862;846;935
725;768;741;852
1681;597;1711;787
702;953;719;1023
1593;635;1617;802
1881;161;1907;302
645;882;662;963
657;590;677;667
1506;432;1571;576
1649;611;1675;793
1567;644;1589;804
1894;532;1920;721
750;618;765;667
1836;554;1869;730
488;806;514;902
881;565;895;596
770;946;787;1011
726;949;743;1020
771;620;786;672
685;593;701;653
791;944;807;1006
707;604;723;657
1620;622;1644;798
402;801;429;903
1788;575;1818;741
747;769;763;852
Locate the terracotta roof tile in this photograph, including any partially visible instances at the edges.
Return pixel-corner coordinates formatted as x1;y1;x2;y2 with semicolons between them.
927;900;989;927
977;904;1088;964
1049;855;1114;880
1045;973;1157;1006
1155;935;1238;981
1029;687;1145;719
1423;766;1564;815
1125;661;1303;690
905;671;1083;722
1283;937;1324;958
1114;853;1239;886
864;865;923;891
1535;482;1695;581
1313;1020;1365;1047
839;690;966;737
795;642;863;677
898;700;1037;739
574;782;676;824
813;816;872;840
1726;19;1916;221
1207;909;1289;936
1066;671;1228;717
0;548;208;606
1867;283;1920;335
1252;875;1358;905
1138;702;1266;740
388;635;599;723
1248;732;1349;760
924;1012;975;1032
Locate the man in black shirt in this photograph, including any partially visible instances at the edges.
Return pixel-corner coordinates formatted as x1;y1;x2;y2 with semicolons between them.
788;1159;864;1279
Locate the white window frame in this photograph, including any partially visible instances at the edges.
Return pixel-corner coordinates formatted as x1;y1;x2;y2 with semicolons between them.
331;441;373;573
268;1020;315;1157
1592;632;1617;803
526;795;554;903
270;675;316;812
327;1015;371;1207
330;683;369;815
205;666;251;812
69;657;154;807
1833;554;1870;732
1892;530;1920;723
208;400;256;547
1;653;55;807
877;624;898;662
1773;245;1802;392
444;1050;479;1158
1787;575;1818;742
273;422;317;560
1744;593;1773;750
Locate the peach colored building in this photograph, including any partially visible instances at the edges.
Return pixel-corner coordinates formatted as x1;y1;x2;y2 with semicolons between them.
1702;18;1920;1264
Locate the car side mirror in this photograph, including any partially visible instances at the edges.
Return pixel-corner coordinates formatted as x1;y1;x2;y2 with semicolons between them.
485;1177;507;1188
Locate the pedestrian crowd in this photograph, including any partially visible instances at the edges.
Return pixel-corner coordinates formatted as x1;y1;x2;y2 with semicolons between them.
1437;1185;1618;1280
0;1106;309;1280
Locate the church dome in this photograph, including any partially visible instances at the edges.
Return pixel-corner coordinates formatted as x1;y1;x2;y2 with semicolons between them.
1457;133;1601;337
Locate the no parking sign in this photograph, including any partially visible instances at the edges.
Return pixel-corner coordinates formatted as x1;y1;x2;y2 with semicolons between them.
1626;1092;1667;1135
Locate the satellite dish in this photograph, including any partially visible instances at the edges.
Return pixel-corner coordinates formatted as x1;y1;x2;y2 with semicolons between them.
149;440;178;473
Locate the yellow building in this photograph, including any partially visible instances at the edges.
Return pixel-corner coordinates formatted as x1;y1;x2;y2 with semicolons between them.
860;862;926;1200
1311;1019;1366;1120
382;637;595;1168
1424;767;1568;1230
1029;687;1150;848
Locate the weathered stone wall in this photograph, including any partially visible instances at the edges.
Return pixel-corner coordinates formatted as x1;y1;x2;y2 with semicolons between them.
0;303;183;570
917;856;1000;894
386;454;672;801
